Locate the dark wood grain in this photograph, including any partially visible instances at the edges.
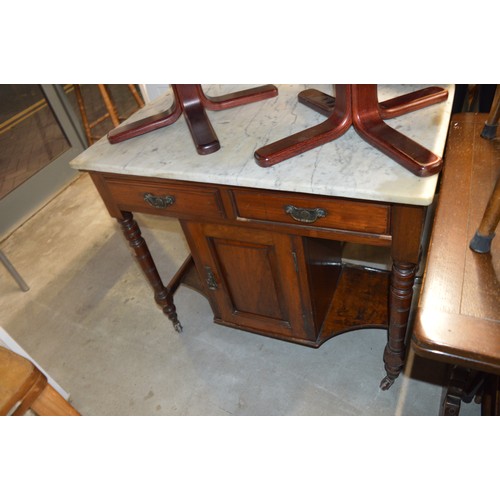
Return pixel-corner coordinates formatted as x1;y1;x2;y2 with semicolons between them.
118;211;182;332
412;113;500;374
232;188;391;235
86;168;434;385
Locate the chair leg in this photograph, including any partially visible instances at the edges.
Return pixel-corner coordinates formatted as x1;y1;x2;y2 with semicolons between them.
31;384;81;416
98;84;120;128
470;176;500;253
76;84;144;145
74;84;93;145
127;84;145;108
481;85;500;139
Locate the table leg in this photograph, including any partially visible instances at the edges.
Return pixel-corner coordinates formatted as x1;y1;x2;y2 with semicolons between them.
118;212;182;332
440;366;484;416
381;205;426;389
97;84;120;128
380;261;417;390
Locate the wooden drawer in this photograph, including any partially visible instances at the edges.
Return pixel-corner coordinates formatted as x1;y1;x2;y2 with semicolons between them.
231;189;390;235
105;177;226;219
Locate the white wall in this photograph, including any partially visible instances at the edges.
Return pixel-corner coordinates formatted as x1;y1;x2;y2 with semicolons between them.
139;84;170;103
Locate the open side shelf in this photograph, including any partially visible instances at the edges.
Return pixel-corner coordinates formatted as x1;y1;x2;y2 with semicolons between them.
169;245;390;348
316;265;390;345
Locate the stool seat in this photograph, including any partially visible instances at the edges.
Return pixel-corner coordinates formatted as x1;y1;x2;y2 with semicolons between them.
0;346;80;416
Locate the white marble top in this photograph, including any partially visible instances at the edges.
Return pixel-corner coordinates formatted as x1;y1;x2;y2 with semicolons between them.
71;84;455;206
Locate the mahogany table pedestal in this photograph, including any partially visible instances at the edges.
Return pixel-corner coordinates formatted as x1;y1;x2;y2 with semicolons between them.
108;84;278;155
255;85;448;177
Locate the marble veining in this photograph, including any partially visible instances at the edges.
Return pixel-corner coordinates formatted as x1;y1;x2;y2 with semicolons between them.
70;84;455;206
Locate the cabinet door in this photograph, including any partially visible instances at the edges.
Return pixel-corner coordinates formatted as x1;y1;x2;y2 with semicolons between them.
181;221;315;342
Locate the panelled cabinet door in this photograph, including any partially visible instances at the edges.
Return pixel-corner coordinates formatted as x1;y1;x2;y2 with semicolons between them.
181;221;314;342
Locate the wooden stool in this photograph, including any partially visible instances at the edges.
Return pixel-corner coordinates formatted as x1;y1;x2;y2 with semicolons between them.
0;346;80;416
75;84;144;145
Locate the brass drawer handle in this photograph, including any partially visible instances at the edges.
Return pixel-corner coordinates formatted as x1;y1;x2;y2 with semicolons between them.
143;193;176;209
284;204;327;223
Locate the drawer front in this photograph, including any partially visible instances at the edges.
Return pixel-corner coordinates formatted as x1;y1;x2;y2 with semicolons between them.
232;189;390;234
105;178;226;219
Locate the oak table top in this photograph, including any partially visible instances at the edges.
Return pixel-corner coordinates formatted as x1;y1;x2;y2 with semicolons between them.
412;113;500;374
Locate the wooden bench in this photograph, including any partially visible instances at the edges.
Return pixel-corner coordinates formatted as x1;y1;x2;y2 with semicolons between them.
0;346;80;416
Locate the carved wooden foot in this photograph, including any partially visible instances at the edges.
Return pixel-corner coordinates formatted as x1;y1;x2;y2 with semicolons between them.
118;212;182;332
380;261;417;390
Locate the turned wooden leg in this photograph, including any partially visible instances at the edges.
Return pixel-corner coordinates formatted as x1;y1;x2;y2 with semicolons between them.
74;84;93;145
383;204;426;389
98;84;121;128
127;84;145;108
118;212;182;332
380;261;417;390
